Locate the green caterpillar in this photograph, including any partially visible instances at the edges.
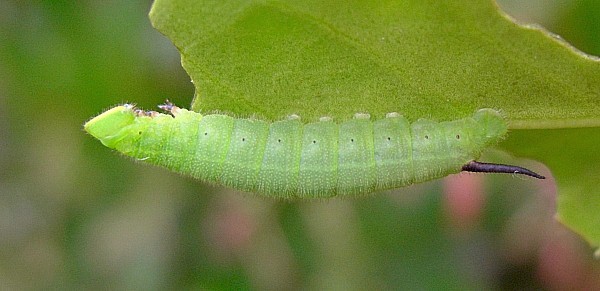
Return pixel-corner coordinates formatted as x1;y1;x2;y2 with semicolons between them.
84;102;544;198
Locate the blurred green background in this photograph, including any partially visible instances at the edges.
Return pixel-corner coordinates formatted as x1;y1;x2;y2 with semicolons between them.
1;0;598;290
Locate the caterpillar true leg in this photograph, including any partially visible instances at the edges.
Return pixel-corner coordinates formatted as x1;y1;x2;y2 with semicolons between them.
157;100;180;116
462;161;545;179
157;99;175;112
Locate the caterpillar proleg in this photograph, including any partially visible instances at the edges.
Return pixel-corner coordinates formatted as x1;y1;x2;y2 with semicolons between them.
84;103;544;198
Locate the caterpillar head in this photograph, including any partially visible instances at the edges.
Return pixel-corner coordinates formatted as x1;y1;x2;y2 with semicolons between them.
473;108;508;146
84;105;137;148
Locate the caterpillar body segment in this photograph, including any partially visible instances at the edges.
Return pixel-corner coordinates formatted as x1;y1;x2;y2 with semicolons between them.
337;118;376;197
221;118;270;193
192;115;234;182
372;115;413;189
257;119;303;197
84;104;543;198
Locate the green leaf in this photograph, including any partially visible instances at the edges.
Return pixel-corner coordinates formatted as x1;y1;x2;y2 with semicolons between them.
149;1;600;248
149;0;599;124
501;128;600;251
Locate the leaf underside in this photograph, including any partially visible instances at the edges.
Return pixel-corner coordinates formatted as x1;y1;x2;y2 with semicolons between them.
150;0;599;125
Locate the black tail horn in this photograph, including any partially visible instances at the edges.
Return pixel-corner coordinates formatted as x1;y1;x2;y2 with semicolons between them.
462;161;545;179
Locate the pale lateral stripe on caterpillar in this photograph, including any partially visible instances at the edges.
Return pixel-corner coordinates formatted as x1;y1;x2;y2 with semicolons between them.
84;103;544;198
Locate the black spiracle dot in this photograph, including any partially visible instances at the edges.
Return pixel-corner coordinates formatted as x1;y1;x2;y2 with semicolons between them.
387;137;391;141
312;140;317;144
350;138;354;142
204;132;208;136
456;134;460;139
138;131;142;135
425;135;429;140
242;138;246;142
278;139;282;143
